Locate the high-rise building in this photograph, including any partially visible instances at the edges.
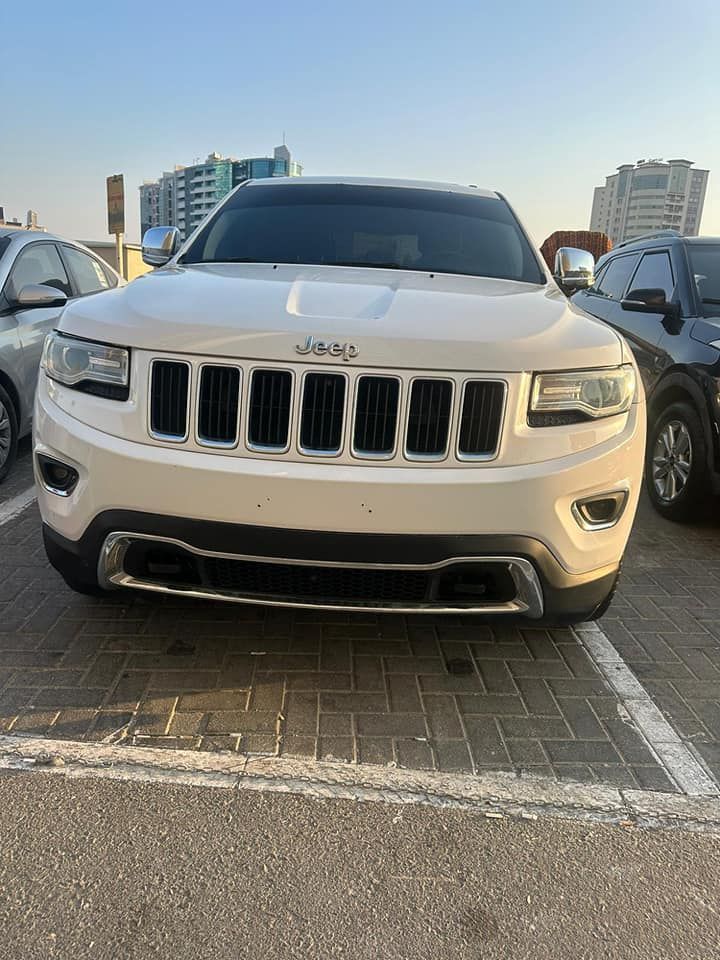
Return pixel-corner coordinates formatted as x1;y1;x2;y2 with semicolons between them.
139;180;161;238
589;159;709;245
139;145;302;239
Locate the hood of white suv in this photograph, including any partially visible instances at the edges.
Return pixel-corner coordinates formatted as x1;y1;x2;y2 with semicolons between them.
58;263;622;371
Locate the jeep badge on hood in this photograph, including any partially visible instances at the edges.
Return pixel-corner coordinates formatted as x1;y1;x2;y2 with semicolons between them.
295;335;360;361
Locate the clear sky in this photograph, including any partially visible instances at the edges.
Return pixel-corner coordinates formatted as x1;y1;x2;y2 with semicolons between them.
3;0;719;245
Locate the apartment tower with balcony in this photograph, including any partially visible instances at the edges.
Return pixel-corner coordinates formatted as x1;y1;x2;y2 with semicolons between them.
140;144;302;240
590;159;708;245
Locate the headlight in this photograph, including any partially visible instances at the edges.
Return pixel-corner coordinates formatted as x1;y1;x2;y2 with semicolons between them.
529;364;636;426
42;332;129;400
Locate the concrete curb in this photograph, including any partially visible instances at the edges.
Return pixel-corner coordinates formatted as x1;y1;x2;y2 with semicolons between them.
2;734;720;833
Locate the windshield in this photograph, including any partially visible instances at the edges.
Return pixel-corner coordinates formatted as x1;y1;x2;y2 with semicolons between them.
688;244;720;316
0;237;11;263
180;183;545;284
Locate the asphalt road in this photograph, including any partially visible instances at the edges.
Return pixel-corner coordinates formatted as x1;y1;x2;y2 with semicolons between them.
1;771;718;960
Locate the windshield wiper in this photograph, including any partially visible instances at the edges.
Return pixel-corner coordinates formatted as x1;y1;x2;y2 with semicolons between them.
701;298;720;305
328;260;408;270
180;257;268;265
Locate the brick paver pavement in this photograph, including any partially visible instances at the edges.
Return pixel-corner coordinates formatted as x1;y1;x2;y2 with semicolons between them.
0;448;718;794
0;438;33;503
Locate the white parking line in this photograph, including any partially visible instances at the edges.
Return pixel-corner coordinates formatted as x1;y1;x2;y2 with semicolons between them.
575;622;719;797
0;485;36;527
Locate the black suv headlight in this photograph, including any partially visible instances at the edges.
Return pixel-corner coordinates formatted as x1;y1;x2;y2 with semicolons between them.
41;332;130;400
529;364;636;426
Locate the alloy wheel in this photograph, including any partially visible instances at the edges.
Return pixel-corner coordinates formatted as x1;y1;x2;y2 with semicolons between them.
0;401;11;469
652;419;692;503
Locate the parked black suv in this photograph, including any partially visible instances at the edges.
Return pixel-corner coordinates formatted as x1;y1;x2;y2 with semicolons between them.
572;231;720;521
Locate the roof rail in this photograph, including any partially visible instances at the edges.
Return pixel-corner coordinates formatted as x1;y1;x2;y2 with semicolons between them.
614;229;682;249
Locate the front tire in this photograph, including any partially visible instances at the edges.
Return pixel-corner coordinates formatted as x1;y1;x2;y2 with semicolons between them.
0;385;19;484
646;401;710;521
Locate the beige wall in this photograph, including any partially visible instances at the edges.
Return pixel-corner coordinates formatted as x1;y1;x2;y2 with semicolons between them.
82;242;151;282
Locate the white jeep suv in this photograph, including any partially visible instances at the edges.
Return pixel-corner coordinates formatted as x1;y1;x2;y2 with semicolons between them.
34;178;644;623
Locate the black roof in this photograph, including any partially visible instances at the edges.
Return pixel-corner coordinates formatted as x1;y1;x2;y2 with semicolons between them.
614;229;682;248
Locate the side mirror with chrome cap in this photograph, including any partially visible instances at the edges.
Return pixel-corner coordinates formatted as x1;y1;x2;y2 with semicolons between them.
553;247;595;295
15;284;68;309
142;226;181;267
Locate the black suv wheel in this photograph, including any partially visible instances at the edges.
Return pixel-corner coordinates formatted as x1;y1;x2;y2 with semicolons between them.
646;401;710;521
0;385;19;485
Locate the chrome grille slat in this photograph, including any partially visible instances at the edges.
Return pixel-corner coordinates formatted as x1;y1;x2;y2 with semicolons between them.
248;369;292;449
300;373;346;453
353;375;400;456
406;378;453;458
148;360;506;464
458;381;505;458
198;365;240;446
150;360;190;440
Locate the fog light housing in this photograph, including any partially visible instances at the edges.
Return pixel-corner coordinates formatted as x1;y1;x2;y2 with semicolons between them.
37;455;79;496
572;490;628;530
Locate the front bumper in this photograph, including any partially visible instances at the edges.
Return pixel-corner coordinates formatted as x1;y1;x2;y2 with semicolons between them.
34;373;642;619
42;517;620;622
34;378;644;573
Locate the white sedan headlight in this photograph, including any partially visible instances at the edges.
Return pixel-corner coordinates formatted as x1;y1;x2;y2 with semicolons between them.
529;364;636;426
42;332;129;399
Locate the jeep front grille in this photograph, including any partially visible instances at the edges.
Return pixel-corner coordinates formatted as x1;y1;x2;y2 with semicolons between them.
147;359;506;465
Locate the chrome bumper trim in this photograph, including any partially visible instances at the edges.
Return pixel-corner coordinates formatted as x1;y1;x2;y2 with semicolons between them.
571;489;629;532
98;532;545;617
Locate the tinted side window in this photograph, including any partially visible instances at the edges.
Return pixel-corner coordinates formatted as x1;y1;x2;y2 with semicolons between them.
628;251;674;301
62;246;111;296
8;243;72;298
590;262;608;290
688;244;720;316
100;261;119;288
593;254;639;300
